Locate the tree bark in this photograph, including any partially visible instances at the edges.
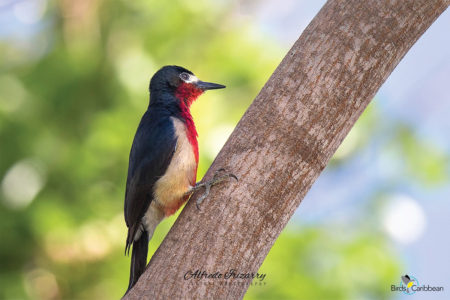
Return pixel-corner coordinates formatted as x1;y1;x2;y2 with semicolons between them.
125;0;448;299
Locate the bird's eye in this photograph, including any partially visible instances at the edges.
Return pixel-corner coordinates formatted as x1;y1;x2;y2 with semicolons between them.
179;73;190;81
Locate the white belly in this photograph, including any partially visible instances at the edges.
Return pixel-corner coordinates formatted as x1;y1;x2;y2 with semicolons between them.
152;117;197;213
139;117;198;240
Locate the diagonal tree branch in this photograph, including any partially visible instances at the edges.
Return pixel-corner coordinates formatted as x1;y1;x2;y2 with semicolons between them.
125;0;448;299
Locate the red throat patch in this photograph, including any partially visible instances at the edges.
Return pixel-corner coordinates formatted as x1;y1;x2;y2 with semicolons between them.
175;82;203;107
175;82;203;164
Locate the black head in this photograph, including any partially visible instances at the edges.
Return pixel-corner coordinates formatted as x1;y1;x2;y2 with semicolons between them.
149;65;225;94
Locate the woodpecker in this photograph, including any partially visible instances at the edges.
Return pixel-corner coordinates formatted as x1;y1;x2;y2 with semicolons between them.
124;65;233;293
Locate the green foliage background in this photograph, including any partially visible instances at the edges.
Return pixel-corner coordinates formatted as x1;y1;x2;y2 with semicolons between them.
5;0;443;299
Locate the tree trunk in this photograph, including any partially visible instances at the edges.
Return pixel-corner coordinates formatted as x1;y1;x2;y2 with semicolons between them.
124;0;448;299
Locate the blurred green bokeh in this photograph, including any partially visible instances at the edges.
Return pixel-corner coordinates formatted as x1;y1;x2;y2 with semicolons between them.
0;0;281;298
3;0;442;299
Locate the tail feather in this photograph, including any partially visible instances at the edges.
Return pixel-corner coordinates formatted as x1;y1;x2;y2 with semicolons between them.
125;231;149;295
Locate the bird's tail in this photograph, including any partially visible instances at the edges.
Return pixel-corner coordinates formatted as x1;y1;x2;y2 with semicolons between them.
125;232;149;295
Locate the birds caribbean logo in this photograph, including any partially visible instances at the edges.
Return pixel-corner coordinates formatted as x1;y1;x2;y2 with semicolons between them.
401;274;418;295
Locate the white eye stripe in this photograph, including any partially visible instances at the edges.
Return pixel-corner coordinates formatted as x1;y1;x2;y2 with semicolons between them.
179;72;198;83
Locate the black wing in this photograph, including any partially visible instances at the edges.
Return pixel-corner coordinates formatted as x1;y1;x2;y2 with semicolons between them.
124;111;177;253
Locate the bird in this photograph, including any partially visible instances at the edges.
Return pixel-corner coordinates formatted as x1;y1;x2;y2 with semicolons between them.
123;65;235;294
401;274;415;290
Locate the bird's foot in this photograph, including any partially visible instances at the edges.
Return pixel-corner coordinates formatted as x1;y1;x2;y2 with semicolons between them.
185;168;238;210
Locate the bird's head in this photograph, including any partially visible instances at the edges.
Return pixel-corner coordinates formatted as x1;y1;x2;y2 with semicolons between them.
149;65;225;107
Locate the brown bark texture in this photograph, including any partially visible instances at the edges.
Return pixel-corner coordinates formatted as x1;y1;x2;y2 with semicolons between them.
125;0;448;299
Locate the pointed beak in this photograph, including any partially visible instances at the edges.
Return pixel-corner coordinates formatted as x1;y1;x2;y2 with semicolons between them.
195;80;226;90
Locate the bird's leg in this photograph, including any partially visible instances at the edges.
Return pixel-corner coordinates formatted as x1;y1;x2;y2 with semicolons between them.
185;168;238;210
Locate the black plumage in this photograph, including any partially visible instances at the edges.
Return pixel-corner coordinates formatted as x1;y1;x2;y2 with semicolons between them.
123;65;225;294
